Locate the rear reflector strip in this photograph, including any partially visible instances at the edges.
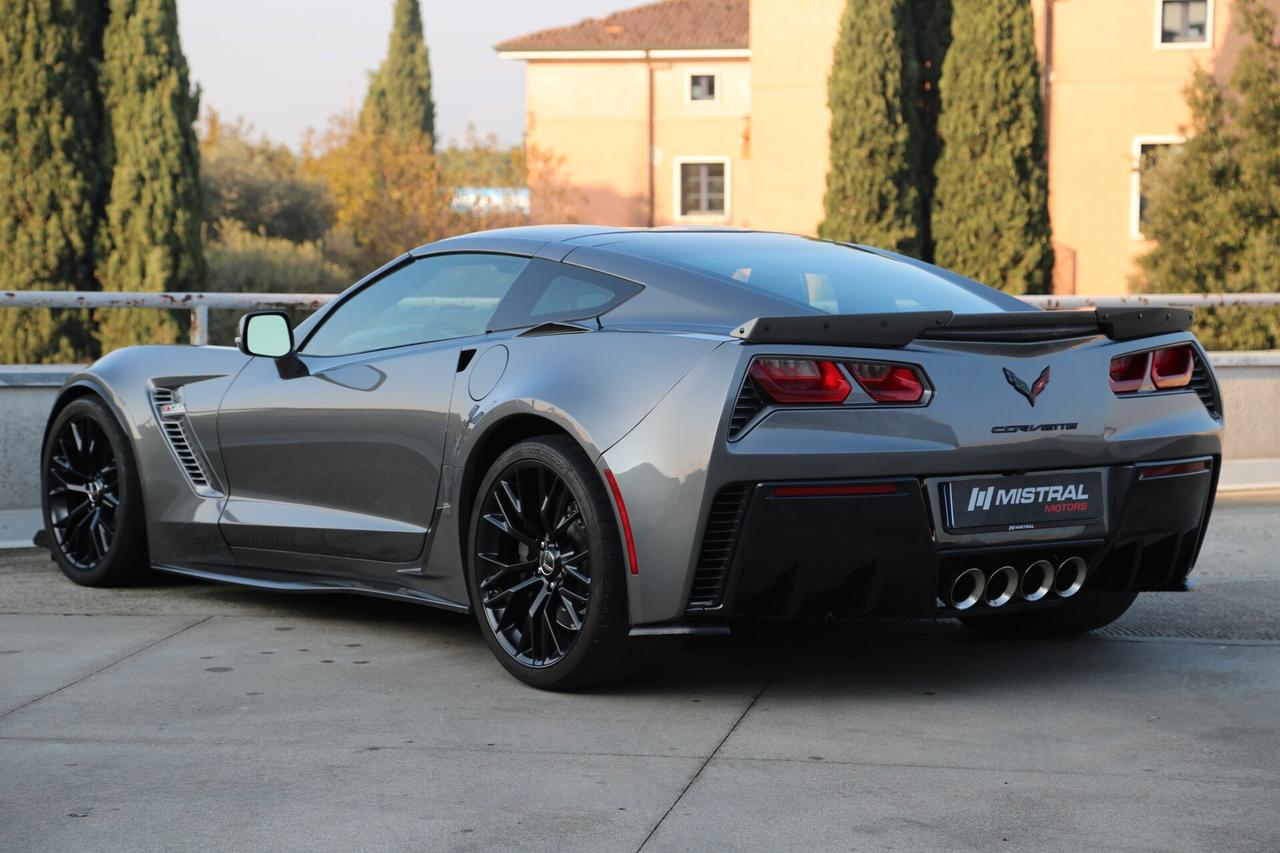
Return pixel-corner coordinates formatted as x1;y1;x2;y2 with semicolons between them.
1138;460;1210;480
604;470;640;574
772;483;898;498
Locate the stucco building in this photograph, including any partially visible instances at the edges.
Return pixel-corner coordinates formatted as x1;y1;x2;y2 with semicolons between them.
498;0;1271;294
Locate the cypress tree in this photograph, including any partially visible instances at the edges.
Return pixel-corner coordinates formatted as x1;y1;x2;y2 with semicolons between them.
0;1;105;363
1137;0;1280;349
819;0;926;257
931;0;1053;295
360;0;436;140
95;0;203;352
911;0;951;260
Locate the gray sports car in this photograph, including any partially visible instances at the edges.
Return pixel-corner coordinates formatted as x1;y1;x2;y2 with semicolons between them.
39;226;1222;688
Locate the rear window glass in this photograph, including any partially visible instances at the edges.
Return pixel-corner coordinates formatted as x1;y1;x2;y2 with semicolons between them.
608;233;1010;315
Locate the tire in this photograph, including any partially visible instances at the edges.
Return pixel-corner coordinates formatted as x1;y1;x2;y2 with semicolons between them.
41;396;150;587
960;589;1139;639
466;435;678;690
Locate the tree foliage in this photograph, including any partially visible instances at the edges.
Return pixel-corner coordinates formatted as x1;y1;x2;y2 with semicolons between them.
95;0;203;352
199;111;333;244
304;114;454;272
1137;0;1280;350
911;0;951;259
203;218;350;345
932;0;1052;295
819;0;925;256
360;0;435;140
0;0;105;363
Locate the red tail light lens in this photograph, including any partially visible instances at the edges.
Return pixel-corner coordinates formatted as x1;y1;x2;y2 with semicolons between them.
849;362;925;403
748;358;851;404
1109;352;1151;394
1151;344;1194;389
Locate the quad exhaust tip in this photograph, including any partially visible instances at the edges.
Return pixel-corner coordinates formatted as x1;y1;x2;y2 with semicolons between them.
943;557;1089;610
984;565;1018;608
1055;556;1087;599
949;568;986;611
1021;560;1055;602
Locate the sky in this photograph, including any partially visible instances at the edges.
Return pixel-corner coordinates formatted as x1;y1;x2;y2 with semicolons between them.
176;0;627;149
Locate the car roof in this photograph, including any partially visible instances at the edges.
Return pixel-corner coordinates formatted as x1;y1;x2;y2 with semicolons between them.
409;226;1031;328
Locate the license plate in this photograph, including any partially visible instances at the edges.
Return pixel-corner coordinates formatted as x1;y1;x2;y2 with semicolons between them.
945;471;1103;532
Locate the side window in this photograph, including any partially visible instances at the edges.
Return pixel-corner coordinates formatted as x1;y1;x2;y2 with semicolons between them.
489;259;642;330
302;253;528;357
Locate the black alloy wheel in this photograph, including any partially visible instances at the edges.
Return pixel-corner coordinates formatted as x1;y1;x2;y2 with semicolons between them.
475;458;592;668
47;414;119;569
467;436;680;690
42;396;148;586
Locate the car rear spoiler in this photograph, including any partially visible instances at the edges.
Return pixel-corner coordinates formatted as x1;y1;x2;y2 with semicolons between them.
730;307;1194;347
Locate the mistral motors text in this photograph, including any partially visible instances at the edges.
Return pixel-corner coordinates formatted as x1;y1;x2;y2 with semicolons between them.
967;483;1091;512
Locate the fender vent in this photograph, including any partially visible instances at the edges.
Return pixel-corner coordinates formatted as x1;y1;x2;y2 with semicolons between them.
1189;353;1221;419
150;387;220;496
728;379;765;439
686;483;751;611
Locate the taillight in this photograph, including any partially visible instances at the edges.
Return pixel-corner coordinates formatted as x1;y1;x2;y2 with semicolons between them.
1110;344;1196;394
1151;344;1194;389
1109;352;1152;394
748;358;851;404
848;362;925;403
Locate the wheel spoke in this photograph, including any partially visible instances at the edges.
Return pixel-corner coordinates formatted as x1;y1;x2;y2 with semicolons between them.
477;554;536;591
483;511;536;548
558;595;583;630
487;574;541;606
52;499;92;528
558;586;588;604
543;609;565;657
553;505;580;536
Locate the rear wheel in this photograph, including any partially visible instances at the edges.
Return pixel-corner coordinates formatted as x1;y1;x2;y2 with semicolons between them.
41;396;149;586
960;589;1139;639
467;436;677;690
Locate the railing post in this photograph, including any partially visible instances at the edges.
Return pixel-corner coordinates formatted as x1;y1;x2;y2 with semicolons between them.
190;304;209;346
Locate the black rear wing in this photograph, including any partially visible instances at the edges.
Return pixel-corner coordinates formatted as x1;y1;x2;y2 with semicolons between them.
730;307;1194;347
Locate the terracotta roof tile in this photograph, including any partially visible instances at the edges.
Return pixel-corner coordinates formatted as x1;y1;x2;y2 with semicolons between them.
496;0;748;53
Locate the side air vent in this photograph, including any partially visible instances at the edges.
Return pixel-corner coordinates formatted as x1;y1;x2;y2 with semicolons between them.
1189;353;1222;419
686;483;751;611
728;379;766;439
150;387;221;496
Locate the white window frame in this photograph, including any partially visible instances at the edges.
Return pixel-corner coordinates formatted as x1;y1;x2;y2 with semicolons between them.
1153;0;1214;50
673;156;731;222
1130;135;1185;240
684;70;721;105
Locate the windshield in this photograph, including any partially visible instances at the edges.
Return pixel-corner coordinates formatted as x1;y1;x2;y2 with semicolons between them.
607;232;1013;315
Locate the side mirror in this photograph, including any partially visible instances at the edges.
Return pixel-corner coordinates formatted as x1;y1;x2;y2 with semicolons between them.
236;312;294;359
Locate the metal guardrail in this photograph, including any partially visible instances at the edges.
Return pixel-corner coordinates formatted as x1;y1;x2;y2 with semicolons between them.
1;291;335;346
3;289;1280;346
1021;293;1280;309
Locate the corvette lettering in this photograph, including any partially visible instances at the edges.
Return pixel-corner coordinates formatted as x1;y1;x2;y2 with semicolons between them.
991;422;1078;433
966;483;1091;512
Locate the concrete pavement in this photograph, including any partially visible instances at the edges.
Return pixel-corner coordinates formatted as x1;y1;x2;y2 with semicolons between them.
2;494;1278;852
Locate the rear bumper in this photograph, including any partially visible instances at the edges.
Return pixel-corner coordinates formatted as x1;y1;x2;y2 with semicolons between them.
680;457;1217;622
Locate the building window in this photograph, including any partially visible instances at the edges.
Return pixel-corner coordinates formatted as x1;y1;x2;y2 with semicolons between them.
688;73;717;102
1131;138;1183;240
1159;0;1211;46
678;160;728;218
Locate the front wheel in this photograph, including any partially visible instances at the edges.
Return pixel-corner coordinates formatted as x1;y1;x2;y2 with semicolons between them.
41;396;149;586
467;436;676;690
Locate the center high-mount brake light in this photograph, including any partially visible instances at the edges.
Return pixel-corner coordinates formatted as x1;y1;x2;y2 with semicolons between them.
1110;343;1195;394
748;358;851;404
848;362;925;403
